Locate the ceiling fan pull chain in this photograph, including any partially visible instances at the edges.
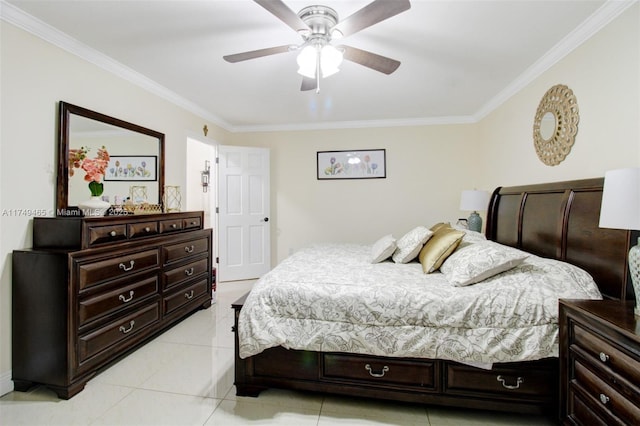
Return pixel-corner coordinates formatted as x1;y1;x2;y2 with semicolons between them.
316;47;321;94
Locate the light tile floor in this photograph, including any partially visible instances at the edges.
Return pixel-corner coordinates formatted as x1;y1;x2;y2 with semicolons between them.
1;280;557;425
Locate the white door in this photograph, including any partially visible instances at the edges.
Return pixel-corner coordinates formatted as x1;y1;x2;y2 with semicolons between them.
217;146;271;282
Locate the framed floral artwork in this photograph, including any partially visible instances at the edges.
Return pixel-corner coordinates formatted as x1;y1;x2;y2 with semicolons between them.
105;155;157;181
317;149;386;180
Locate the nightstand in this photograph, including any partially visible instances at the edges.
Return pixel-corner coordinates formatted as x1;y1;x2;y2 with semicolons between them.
559;299;640;425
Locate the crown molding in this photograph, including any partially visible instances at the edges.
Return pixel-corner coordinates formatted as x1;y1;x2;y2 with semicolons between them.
0;0;231;131
474;0;637;121
232;115;476;133
2;0;635;133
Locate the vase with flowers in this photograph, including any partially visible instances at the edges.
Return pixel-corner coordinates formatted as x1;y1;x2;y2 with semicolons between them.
69;146;111;216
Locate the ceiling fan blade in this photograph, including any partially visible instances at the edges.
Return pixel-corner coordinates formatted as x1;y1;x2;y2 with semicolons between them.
332;0;410;38
254;0;310;33
339;45;400;75
300;76;317;92
223;45;291;63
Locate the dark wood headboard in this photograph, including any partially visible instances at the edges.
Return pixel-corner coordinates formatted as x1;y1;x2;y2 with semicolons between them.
485;178;637;301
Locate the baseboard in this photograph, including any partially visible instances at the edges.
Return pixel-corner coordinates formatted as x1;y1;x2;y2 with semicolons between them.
0;369;14;396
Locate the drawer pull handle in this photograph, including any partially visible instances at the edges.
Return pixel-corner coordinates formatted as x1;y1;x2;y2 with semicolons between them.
365;364;389;378
184;245;195;253
497;375;523;390
119;320;135;334
599;352;610;363
171;223;177;229
144;227;151;232
185;267;195;276
119;260;135;272
190;221;197;225
599;394;610;405
109;230;117;237
118;291;134;303
185;290;194;300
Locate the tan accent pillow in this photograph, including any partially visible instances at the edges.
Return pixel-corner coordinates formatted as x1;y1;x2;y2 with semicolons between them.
419;226;465;273
429;222;450;233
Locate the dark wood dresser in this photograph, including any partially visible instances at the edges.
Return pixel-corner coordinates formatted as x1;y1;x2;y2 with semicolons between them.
559;299;640;425
12;211;213;399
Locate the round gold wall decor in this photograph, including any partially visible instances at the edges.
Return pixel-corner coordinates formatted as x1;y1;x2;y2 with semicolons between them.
532;84;579;166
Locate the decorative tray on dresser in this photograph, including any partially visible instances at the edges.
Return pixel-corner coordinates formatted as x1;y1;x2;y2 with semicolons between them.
559;299;640;425
12;211;213;399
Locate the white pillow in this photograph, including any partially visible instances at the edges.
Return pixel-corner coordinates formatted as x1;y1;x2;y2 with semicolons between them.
370;234;397;263
392;226;434;264
440;240;529;286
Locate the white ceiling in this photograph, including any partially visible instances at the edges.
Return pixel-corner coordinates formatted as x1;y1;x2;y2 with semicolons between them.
2;0;631;132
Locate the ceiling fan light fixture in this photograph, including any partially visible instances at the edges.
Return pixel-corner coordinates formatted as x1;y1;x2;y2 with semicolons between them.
320;44;343;77
296;43;343;79
296;45;318;78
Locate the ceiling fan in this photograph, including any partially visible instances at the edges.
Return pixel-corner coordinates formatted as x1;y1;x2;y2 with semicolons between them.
223;0;411;93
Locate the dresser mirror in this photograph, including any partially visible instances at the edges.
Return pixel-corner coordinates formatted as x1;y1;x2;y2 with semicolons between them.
56;102;165;215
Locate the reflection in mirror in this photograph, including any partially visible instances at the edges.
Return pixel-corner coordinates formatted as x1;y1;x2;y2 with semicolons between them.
539;112;556;141
57;102;165;215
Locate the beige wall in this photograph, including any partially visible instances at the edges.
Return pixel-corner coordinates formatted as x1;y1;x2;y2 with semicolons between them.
476;3;639;190
1;3;638;395
227;125;480;263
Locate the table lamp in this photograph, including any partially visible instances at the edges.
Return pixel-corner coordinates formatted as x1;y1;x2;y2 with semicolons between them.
599;167;640;316
460;190;490;233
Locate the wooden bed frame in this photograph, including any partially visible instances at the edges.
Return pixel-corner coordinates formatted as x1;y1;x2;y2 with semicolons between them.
232;178;636;416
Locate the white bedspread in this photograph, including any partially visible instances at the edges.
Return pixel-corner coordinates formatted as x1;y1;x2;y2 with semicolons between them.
238;243;601;364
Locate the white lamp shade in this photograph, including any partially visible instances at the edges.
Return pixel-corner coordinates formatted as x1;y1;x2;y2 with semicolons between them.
460;190;490;212
599;167;640;230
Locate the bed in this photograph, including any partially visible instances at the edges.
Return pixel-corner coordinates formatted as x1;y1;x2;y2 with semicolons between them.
231;178;637;416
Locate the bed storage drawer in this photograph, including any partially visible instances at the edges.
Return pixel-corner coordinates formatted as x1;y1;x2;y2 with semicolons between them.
321;353;438;390
444;360;556;398
251;347;319;380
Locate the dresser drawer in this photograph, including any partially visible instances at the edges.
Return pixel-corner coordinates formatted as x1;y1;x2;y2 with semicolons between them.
77;302;160;364
159;218;183;233
78;272;159;326
163;257;208;291
163;278;209;316
128;221;159;239
87;224;128;246
572;359;640;425
568;387;612;426
445;360;555;398
572;323;640;388
77;249;160;290
322;354;438;390
163;237;210;264
183;216;201;230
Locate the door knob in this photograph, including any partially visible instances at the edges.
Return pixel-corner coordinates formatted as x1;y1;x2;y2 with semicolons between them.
263;217;269;222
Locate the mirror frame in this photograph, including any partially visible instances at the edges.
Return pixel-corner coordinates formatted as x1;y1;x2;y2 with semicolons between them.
532;84;579;166
56;101;165;215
